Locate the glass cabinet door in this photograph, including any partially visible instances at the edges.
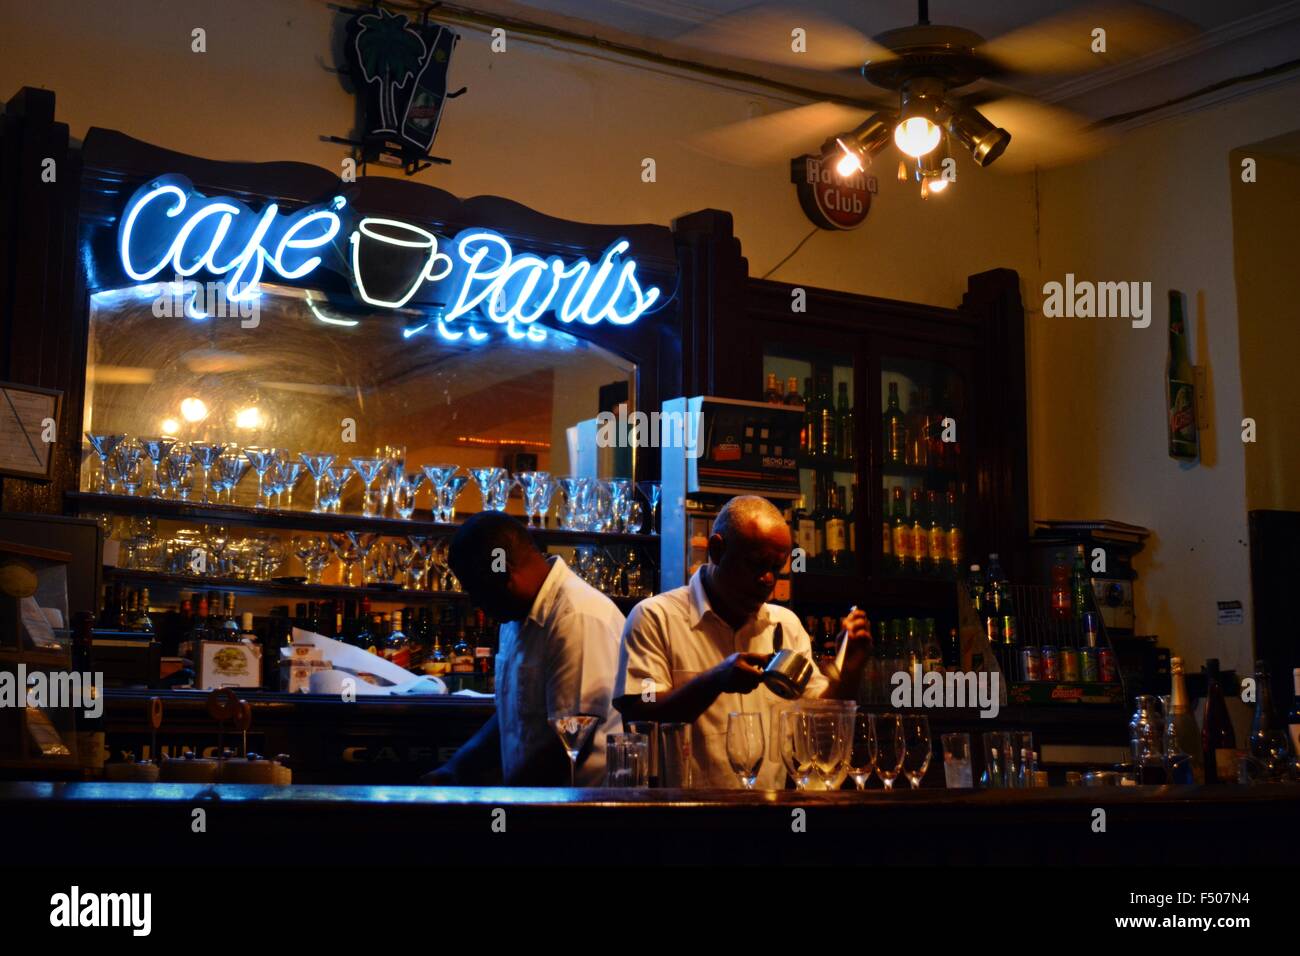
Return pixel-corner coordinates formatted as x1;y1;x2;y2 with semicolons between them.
760;347;858;576
877;356;969;581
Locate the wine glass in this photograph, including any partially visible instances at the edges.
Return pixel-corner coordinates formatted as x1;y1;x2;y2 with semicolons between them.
726;712;766;790
299;452;336;513
808;711;849;790
292;535;332;584
549;711;600;787
243;446;278;508
84;432;126;493
138;436;176;498
438;474;469;523
638;481;662;534
902;715;933;789
190;441;226;503
874;713;906;791
846;712;878;790
778;709;815;790
469;467;506;512
350;456;385;516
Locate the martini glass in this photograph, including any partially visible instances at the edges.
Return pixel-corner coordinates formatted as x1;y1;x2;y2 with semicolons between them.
168;445;196;500
299;452;336;513
393;472;425;520
190;441;226;503
350;456;385;517
488;473;514;512
638;481;662;534
138;437;176;498
217;452;250;505
348;530;381;585
328;532;363;587
264;459;287;510
549;711;601;787
515;472;551;527
243;446;278;508
438;475;469;523
277;456;304;509
536;475;557;529
555;476;583;529
85;432;125;493
421;465;459;516
112;442;145;496
607;478;632;531
324;464;354;513
468;467;506;512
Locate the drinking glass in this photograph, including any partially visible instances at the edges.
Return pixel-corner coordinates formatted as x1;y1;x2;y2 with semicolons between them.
535;476;557;529
378;445;407;516
111;441;145;496
624;500;645;534
392;473;423;520
190;441;226;503
638;481;662;534
398;536;431;589
981;731;1013;788
216;451;250;504
350;456;385;517
254;534;287;580
549;711;600;787
85;432;126;493
323;463;354;513
626;721;659;786
438;475;469;523
556;476;583;529
292;535;332;584
138;436;176;498
778;709;816;790
726;712;765;790
846;712;878;789
277;456;304;509
902;715;933;789
299;452;336;513
469;467;506;512
941;733;974;788
421;464;459;517
607;478;631;531
874;713;905;791
163;449;195;501
659;723;694;788
605;733;650;787
264;458;287;510
808;711;850;790
516;471;552;527
328;531;363;587
488;473;513;512
243;446;278;508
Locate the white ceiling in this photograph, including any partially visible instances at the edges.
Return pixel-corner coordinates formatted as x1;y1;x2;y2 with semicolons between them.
450;0;1300;124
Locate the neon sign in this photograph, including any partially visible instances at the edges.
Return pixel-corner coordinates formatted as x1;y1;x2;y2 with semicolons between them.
118;175;661;343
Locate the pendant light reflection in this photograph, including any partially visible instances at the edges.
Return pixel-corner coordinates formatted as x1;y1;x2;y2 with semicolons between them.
179;397;208;423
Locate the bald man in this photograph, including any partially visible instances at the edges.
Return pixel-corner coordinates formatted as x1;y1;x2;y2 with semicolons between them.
615;495;870;788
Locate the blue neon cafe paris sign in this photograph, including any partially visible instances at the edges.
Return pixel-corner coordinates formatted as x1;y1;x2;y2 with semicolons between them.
117;174;662;343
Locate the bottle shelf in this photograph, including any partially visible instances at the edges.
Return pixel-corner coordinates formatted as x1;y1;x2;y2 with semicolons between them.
102;566;470;606
68;492;658;548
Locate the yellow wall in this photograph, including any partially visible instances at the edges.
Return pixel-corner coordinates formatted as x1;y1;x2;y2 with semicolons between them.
1229;143;1300;513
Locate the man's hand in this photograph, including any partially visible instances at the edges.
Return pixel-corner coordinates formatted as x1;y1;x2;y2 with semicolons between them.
839;609;872;668
711;652;769;694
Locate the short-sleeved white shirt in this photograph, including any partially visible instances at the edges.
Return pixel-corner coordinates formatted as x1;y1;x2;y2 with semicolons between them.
616;567;829;789
495;556;625;786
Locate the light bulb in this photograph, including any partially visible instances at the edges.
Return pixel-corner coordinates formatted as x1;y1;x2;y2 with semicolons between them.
928;177;950;194
160;418;180;436
836;147;863;179
180;397;208;422
894;117;941;158
235;406;263;429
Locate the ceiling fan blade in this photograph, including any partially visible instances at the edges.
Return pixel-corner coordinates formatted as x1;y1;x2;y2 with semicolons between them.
682;101;871;167
967;95;1114;171
673;4;896;72
979;2;1198;76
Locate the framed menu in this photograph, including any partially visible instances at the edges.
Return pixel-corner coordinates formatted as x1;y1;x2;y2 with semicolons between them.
0;381;62;481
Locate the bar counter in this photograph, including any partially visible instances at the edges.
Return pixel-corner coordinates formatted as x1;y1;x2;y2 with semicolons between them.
6;781;1297;865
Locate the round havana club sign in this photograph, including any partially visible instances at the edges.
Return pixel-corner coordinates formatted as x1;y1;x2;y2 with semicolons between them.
790;154;875;230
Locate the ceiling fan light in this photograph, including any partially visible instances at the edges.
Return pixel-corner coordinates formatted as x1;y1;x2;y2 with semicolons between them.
835;142;864;178
947;107;1011;167
823;111;896;178
895;116;942;158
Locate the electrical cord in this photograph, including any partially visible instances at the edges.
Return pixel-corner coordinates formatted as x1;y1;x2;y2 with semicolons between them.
760;227;819;280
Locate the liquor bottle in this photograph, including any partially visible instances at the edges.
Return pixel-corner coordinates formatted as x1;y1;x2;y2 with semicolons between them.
385;610;411;669
800;377;816;454
891;487;911;574
910;387;931;467
883;381;907;466
1050;551;1071;620
985;554;1005;618
239;611;259;644
846;483;856;561
783;376;802;406
764;372;783;404
1166;290;1199;461
1201;659;1237;783
222;593;240;638
823;484;849;569
881;488;894;573
451;617;475;674
945;489;963;573
132;588;154;634
836;381;854;461
910;487;930;575
354;613;376;655
1165;657;1204;784
1288;668;1300;757
475;610;495;677
921;618;943;674
816;373;837;458
926;490;946;578
967;564;985;618
1248;660;1279;766
125;589;139;630
946;627;960;670
1070;544;1090;621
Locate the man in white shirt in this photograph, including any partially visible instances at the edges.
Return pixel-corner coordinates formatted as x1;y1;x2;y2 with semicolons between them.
424;512;625;786
614;495;870;788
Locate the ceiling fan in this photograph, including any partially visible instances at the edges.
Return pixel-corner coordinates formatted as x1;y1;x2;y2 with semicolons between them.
681;0;1197;195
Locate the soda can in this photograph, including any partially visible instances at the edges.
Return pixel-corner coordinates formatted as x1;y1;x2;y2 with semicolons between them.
1060;645;1080;682
1021;645;1042;681
1041;645;1060;681
1079;644;1099;682
1098;646;1117;683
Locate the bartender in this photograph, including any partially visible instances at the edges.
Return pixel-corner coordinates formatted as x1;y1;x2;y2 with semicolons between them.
423;512;625;786
614;495;870;788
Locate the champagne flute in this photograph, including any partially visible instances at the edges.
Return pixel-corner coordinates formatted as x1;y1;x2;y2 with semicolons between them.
902;714;933;789
779;709;815;790
726;712;766;790
549;711;600;787
846;712;878;789
875;713;906;791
